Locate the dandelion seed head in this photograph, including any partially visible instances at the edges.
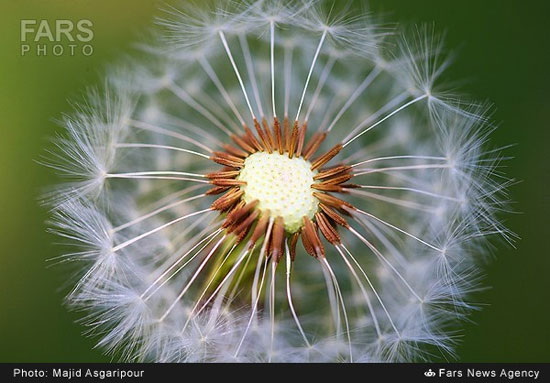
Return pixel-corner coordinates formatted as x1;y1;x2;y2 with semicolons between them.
45;0;514;363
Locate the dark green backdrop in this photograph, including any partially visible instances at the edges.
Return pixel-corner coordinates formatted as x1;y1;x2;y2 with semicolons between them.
1;0;548;362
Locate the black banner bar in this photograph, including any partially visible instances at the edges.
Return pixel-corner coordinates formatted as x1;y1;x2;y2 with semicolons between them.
1;363;548;382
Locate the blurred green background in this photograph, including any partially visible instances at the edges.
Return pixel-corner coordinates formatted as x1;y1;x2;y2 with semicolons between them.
0;0;548;362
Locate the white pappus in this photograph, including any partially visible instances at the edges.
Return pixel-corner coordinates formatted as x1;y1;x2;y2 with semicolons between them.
44;0;514;362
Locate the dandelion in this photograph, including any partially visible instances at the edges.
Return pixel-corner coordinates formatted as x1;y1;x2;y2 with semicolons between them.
45;0;514;362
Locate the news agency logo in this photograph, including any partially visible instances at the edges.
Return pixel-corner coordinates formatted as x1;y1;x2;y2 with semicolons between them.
20;19;94;57
424;369;436;378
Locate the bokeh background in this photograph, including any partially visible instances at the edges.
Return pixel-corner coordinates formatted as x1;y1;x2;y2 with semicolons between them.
0;0;548;362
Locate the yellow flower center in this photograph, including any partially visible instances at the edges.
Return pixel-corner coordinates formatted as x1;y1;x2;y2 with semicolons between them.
238;152;318;233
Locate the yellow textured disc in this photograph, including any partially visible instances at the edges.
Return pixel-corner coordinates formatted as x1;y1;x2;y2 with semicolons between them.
238;152;318;233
